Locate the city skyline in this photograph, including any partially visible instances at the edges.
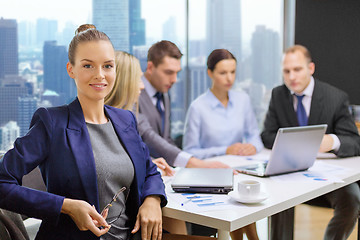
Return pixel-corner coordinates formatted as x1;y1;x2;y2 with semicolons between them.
0;0;284;148
1;0;282;43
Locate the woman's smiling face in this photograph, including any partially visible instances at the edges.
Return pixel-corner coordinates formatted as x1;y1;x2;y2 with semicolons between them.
67;40;115;104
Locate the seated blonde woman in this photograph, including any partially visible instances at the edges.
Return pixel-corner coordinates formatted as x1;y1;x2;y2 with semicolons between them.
105;51;192;236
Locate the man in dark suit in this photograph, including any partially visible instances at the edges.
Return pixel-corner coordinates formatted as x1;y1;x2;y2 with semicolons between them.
138;40;228;169
261;45;360;240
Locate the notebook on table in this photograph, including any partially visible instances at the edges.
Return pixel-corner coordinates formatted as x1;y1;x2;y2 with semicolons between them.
171;168;233;194
235;124;327;177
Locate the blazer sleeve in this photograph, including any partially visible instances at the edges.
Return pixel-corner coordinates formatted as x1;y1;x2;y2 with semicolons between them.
126;112;167;207
261;89;281;149
0;108;64;223
137;113;181;166
332;94;360;157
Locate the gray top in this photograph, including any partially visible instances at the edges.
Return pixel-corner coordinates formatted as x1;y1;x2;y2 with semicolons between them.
86;120;134;240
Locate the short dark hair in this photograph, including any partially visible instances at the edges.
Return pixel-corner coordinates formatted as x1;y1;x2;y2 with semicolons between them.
207;49;236;71
147;40;183;67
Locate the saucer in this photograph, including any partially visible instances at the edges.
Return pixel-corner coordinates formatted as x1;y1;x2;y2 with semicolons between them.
228;191;268;204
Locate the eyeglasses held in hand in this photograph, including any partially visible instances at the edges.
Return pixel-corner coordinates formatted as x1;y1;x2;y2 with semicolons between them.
101;186;127;225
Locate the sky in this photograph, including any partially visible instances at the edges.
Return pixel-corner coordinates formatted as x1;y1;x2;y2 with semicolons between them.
0;0;282;42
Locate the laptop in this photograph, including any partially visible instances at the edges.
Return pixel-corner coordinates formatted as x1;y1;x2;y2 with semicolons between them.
235;124;327;177
171;168;233;194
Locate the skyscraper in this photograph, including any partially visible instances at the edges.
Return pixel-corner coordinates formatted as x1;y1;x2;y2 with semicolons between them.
93;0;130;52
163;17;177;42
18;96;38;136
206;0;242;80
251;25;281;89
36;18;58;48
0;18;18;79
43;41;76;104
0;75;28;126
129;0;146;53
0;121;20;151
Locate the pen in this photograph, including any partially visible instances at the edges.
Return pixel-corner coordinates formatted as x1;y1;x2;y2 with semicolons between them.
192;199;212;203
181;195;198;206
197;201;224;207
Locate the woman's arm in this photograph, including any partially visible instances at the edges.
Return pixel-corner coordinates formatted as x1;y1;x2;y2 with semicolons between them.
0;108;64;222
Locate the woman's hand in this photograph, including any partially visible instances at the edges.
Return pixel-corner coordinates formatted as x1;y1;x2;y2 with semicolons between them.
131;196;162;240
237;143;257;156
152;158;175;176
61;198;110;236
226;143;256;156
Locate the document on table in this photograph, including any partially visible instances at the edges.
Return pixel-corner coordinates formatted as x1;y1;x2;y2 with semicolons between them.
166;191;247;212
270;161;349;183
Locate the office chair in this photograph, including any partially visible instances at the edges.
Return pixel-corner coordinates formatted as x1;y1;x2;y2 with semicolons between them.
0;209;29;240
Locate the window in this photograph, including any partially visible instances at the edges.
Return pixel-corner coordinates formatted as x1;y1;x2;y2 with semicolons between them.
0;0;286;152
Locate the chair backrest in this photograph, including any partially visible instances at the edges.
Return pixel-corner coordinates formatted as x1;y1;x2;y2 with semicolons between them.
0;209;29;240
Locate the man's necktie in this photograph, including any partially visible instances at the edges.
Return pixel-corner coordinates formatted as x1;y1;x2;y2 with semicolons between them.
154;92;165;133
296;95;308;126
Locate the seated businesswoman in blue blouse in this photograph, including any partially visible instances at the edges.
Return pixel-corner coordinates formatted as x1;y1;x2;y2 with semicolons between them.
0;24;166;240
183;49;263;240
183;49;263;159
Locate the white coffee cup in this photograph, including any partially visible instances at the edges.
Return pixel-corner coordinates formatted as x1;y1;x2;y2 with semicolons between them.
238;180;261;198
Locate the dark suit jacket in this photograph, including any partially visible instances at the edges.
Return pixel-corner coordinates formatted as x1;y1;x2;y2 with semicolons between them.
138;89;181;166
261;79;360;157
0;99;166;240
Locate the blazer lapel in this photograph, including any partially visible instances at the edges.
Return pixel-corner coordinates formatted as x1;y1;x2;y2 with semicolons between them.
308;80;324;125
66;99;99;209
105;108;142;175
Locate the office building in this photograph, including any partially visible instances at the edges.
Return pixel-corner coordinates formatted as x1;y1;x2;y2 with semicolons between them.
133;45;148;72
0;121;20;151
93;0;130;52
0;18;18;79
129;0;146;53
18;20;36;48
18;96;38;137
36;18;58;47
251;25;281;89
43;41;76;104
163;17;177;42
188;62;211;103
41;89;61;107
0;75;28;126
206;0;242;80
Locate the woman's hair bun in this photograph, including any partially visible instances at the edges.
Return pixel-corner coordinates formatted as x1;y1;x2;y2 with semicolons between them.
75;24;96;35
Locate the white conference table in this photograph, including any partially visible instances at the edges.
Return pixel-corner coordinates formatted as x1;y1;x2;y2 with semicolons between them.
162;151;360;240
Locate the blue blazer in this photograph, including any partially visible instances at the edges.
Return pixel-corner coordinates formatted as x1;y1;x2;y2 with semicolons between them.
0;99;167;240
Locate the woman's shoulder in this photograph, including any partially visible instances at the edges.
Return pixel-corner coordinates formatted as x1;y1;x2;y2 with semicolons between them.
189;91;211;107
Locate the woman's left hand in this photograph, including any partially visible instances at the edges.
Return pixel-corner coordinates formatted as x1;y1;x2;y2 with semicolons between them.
237;143;257;156
131;196;162;240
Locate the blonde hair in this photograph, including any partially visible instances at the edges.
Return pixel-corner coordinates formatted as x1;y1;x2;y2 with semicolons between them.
105;51;142;111
68;24;112;65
